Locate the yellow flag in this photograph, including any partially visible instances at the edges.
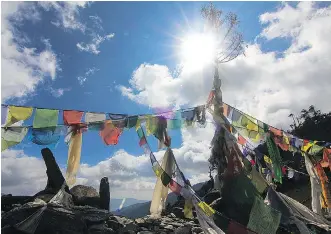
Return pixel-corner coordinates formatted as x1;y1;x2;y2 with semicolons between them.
197;201;215;217
5;106;33;127
146;116;158;136
65;131;83;186
184;199;194;219
264;155;272;164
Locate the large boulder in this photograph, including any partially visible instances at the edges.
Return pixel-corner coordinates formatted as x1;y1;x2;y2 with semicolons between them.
70;185;99;199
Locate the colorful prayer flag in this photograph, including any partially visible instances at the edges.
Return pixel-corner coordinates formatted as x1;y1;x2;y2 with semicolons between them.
160;171;172;186
127;116;138;128
169;180;182;195
1;127;28;151
5;106;33;127
197;202;215;217
33;108;59;128
2;106;8;125
63;110;84;125
84;112;106;123
100;120;122;145
31;126;64;145
247;197;281;234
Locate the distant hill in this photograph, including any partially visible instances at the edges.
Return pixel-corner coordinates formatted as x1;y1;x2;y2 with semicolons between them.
116;182;205;219
110;198;147;211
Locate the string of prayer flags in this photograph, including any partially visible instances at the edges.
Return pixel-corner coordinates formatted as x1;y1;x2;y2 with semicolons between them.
1;127;28;151
63;110;84;125
100;120;122;145
33;108;59;128
247;197;281;234
5;106;33;127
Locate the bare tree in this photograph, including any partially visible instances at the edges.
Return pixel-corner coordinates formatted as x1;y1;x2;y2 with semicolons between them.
201;2;245;64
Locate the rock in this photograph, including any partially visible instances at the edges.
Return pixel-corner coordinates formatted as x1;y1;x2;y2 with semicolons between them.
107;219;124;230
138;231;155;234
174;225;192;234
163;224;174;230
118;222;139;233
100;177;110;210
70;185;99;199
171;207;185;219
203;190;220;205
191;227;203;234
88;224;115;234
41;148;69;193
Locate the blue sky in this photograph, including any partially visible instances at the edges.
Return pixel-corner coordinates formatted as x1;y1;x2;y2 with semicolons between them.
2;1;331;199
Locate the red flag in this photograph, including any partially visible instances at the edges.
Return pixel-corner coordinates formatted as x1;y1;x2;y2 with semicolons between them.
100;120;122;145
63;110;84;125
238;135;247;145
169;180;182;195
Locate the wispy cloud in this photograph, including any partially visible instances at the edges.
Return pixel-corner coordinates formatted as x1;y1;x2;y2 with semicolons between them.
89;15;103;31
49;87;71;98
76;33;115;54
38;2;88;33
77;67;99;85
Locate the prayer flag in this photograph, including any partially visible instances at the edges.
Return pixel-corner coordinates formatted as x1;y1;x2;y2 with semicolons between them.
247;197;281;234
31;126;64;145
238;135;247;145
66;131;83;186
109;113;128;120
223;103;229;117
269;127;282;137
33;108;59;128
169;180;181;195
85;112;106;123
160;171;172;186
5;106;33;127
63;110;84;125
146;116;158;136
2;106;8;125
181;109;195;126
100;120;122;145
228;221;257;234
139;137;147;146
152;162;163;177
197;202;215;217
127;116;138;128
1;127;28;151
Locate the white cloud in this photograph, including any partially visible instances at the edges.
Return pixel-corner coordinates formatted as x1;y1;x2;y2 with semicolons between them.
119;2;331;130
77;67;99;85
1;2;59;102
38;1;88;32
49;87;71;98
77;33;115;54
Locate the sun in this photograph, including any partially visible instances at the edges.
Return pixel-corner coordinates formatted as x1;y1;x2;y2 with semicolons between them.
179;33;217;71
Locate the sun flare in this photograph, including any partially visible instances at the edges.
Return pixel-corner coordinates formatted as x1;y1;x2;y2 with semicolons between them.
179;33;217;71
